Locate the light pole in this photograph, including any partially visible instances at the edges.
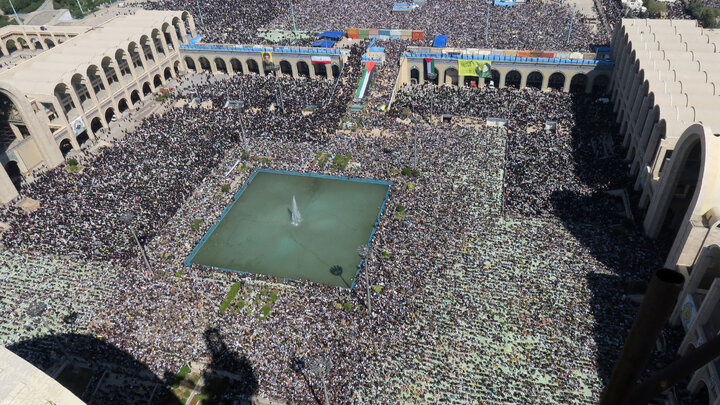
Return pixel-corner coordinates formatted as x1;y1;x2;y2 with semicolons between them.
196;0;204;32
7;0;21;25
119;212;152;275
271;65;285;112
567;2;577;45
289;0;297;37
485;0;490;44
74;0;85;17
308;357;330;405
426;72;437;117
227;98;247;147
357;244;371;316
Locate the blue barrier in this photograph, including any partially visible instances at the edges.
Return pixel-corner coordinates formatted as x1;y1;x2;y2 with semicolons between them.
403;52;613;66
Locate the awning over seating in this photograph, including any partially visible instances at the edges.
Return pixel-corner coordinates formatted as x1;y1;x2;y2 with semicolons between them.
432;35;447;47
318;30;343;40
312;40;335;48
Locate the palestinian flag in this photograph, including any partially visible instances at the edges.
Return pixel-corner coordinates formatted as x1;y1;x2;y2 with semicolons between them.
311;55;331;64
355;61;376;99
424;58;435;78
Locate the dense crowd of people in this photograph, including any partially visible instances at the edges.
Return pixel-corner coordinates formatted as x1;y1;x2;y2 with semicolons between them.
0;51;690;403
144;0;605;51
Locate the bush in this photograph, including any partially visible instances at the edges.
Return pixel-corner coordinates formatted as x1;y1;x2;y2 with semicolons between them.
219;282;242;313
401;167;411;176
642;0;666;17
190;219;202;231
241;151;250;160
331;153;351;170
259;305;271;318
381;250;393;259
220;184;230;193
66;158;78;167
396;204;405;213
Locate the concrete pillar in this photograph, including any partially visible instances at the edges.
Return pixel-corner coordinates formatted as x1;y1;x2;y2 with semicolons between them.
0;165;19;204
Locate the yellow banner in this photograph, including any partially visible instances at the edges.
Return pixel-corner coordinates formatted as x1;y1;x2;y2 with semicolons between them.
458;60;492;77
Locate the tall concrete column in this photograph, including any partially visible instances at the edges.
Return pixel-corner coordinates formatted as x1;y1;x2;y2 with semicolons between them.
0;164;19;203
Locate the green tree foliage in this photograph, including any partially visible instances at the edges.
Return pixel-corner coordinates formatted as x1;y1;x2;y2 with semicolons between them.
687;0;719;28
0;0;43;14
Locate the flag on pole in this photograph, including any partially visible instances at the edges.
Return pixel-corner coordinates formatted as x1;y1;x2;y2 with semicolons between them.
311;55;332;64
424;58;434;78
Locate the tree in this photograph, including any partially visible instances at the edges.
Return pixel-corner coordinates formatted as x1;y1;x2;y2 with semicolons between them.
700;7;718;28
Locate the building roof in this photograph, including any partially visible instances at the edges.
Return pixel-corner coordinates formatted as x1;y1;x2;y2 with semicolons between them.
0;346;85;404
0;10;185;97
621;18;720;136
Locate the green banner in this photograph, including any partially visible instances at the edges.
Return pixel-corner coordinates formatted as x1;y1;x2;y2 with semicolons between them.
458;60;492;77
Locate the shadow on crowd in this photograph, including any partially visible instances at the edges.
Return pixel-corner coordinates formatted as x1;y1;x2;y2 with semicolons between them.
201;327;259;404
5;328;259;405
548;96;675;390
6;332;182;404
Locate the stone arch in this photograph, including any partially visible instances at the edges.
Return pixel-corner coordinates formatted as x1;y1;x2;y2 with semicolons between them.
504;70;521;89
313;62;327;78
118;98;129;113
54;82;76;118
486;69;500;87
280;60;292;76
548;72;566;91
44;38;55;48
184;56;196;72
32;38;42;50
127;41;143;70
181;11;194;36
171;17;184;44
70;73;92;111
526;71;543;89
115;49;132;79
689;376;711;405
215;57;227;74
161;23;176;50
569;73;587;93
151;28;165;56
139;35;154;63
86;64;106;100
173;60;180;75
332;64;340;79
59;138;73;157
592;74;610;95
444;68;458;86
142;82;152;96
164;67;172;80
4;160;21;191
410;67;420;84
16;37;27;49
153;74;163;88
90;116;103;132
230;58;243;74
296;61;309;78
104;107;115;123
5;39;16;54
198;57;211;73
644;124;720;238
130;89;141;105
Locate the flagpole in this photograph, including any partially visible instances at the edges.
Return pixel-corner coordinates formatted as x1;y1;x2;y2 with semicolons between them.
485;0;490;44
566;2;576;45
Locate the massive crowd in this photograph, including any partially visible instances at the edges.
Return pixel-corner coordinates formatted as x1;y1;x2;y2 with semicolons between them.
0;55;689;403
145;0;605;51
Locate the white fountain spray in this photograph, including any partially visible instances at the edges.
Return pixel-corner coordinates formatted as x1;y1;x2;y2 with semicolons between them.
291;195;302;226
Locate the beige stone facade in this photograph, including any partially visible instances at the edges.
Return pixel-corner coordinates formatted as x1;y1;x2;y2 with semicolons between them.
395;47;613;93
0;10;196;204
612;18;720;403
